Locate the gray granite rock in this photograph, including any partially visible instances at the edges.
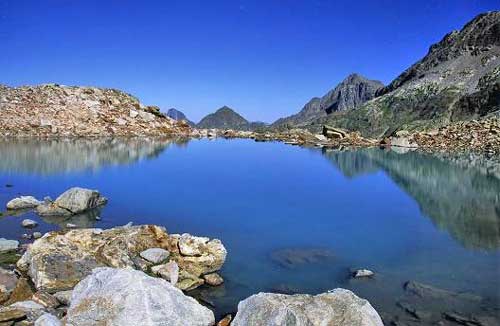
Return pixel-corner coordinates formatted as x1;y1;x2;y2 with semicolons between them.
66;268;215;326
36;187;107;217
232;288;383;326
6;196;42;210
35;313;62;326
139;248;170;264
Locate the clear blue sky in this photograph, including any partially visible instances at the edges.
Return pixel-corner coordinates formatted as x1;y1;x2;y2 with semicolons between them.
1;1;498;123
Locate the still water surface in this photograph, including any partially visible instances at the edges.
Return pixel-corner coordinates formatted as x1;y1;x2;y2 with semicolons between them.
0;138;499;323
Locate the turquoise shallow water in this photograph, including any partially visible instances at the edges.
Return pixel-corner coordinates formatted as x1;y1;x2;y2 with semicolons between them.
0;138;499;323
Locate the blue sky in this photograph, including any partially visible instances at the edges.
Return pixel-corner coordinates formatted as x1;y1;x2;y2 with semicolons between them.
1;1;498;122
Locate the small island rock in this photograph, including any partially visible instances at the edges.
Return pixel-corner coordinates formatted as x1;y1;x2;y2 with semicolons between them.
6;196;42;210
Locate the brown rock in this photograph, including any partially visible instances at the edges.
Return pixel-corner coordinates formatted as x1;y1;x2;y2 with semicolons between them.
203;273;224;286
217;314;232;326
32;291;60;309
0;308;26;323
4;279;34;306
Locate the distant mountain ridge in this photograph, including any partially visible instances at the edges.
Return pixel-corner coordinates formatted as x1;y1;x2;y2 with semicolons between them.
272;73;383;128
197;106;266;130
167;108;195;126
313;11;500;137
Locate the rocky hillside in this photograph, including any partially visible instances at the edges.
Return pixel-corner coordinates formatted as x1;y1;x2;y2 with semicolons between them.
272;73;383;129
166;108;195;126
315;11;500;137
0;84;192;137
197;106;266;130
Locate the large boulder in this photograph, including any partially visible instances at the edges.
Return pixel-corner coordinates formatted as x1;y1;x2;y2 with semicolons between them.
231;289;383;326
66;268;215;326
36;187;107;216
6;196;42;210
17;225;226;293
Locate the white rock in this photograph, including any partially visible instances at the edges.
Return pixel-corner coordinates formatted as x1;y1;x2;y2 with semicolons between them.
139;248;169;264
179;233;210;256
232;289;383;326
9;300;47;322
138;111;155;122
116;118;127;126
22;219;38;228
6;196;42;210
35;313;62;326
66;268;215;326
151;261;179;286
129;109;139;118
0;238;19;252
353;269;375;278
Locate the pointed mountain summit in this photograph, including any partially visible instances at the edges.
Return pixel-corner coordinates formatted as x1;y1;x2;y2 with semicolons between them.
167;108;194;126
272;73;383;128
197;106;265;130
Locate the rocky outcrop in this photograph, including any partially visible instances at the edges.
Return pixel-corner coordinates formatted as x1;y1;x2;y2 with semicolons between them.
272;74;383;129
65;268;215;326
16;225;226;293
36;187;107;217
231;289;383;326
0;84;192;137
318;12;500;138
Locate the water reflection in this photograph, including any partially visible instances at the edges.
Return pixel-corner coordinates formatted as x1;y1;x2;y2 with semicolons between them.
0;137;189;175
322;148;500;250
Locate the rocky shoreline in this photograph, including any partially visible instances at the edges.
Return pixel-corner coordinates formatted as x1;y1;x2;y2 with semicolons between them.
1;187;498;325
0;187;385;325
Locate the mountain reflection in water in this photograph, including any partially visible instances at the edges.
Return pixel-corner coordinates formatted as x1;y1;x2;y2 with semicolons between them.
0;137;189;175
322;147;500;250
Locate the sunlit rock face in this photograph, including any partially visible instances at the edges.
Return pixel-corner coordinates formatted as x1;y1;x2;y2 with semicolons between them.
16;225;226;293
323;148;500;250
0;137;188;175
232;289;383;326
0;84;192;137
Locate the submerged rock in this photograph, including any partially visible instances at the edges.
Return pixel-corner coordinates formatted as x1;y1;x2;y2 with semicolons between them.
231;288;383;326
36;187;107;217
17;224;226;293
270;248;335;269
66;268;215;326
6;196;42;210
203;272;224;286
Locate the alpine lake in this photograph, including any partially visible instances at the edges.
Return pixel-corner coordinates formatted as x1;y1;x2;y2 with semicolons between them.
0;137;499;325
